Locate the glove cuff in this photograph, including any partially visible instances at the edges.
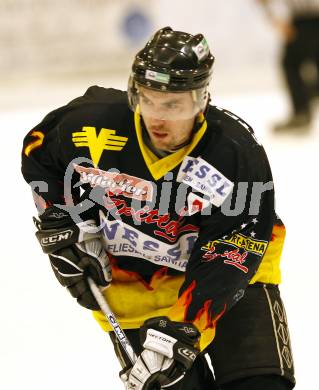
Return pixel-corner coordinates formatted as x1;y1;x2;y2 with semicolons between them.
140;317;200;370
34;206;102;254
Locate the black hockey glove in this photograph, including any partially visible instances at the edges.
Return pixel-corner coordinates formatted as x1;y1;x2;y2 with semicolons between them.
34;206;112;310
125;316;200;390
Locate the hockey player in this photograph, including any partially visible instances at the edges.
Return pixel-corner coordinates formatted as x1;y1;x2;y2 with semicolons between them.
258;0;319;132
22;27;295;389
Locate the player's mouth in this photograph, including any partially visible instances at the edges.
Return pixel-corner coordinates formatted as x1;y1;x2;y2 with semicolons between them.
151;131;168;139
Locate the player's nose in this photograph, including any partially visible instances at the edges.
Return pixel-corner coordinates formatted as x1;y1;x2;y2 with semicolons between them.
149;117;166;126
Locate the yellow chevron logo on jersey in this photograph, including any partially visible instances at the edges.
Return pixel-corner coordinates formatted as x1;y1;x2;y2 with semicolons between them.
72;126;128;166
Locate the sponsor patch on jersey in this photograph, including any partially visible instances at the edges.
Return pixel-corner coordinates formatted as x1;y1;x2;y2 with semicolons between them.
187;193;211;216
178;157;234;207
177;156;196;183
100;211;198;272
202;245;250;273
200;233;268;273
102;195;199;242
74;165;153;201
202;234;267;257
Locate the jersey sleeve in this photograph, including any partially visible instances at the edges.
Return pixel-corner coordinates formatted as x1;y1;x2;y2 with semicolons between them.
21;86;109;213
169;136;275;350
21;109;68;211
21;110;98;222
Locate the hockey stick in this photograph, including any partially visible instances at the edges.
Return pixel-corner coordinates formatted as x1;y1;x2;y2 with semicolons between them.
87;277;137;365
88;278;164;390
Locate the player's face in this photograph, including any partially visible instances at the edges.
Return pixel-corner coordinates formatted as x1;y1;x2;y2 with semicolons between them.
139;87;196;151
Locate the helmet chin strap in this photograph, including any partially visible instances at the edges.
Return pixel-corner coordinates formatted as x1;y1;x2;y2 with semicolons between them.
141;125;171;158
167;92;210;153
167;112;206;152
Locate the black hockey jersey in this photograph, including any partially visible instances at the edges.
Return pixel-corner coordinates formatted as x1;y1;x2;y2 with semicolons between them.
22;86;285;350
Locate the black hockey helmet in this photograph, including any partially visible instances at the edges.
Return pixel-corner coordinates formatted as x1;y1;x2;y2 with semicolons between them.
130;26;214;91
128;27;214;120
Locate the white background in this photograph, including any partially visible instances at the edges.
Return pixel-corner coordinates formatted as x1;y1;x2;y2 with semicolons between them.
1;1;319;389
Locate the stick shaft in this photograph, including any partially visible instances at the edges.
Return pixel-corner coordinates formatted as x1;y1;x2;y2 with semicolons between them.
88;277;137;365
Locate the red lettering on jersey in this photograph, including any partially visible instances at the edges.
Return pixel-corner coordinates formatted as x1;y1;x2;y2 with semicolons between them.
103;196;198;242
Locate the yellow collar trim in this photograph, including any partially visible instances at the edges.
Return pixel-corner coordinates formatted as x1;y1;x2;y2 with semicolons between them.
134;112;207;180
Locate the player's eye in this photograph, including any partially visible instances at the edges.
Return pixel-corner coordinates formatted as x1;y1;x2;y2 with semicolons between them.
164;102;180;110
140;96;153;106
